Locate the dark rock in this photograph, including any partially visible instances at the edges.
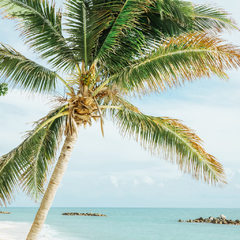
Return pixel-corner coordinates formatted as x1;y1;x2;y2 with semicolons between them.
62;212;107;217
0;211;10;214
181;215;240;225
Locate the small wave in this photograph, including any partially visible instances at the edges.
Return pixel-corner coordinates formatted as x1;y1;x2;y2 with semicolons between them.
39;224;62;240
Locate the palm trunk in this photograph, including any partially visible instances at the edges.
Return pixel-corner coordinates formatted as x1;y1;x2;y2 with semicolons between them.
26;125;80;240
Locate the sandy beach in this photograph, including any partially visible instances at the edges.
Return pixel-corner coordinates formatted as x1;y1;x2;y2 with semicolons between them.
0;221;31;240
0;221;59;240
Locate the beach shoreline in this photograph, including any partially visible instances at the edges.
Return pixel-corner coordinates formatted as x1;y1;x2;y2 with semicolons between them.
0;221;59;240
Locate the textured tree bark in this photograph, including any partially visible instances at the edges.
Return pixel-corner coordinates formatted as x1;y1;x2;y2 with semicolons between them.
26;125;80;240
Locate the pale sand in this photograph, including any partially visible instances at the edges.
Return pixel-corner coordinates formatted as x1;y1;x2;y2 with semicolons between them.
0;221;31;240
0;221;60;240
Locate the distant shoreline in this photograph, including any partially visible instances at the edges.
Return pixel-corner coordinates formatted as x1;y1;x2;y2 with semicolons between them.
1;208;240;240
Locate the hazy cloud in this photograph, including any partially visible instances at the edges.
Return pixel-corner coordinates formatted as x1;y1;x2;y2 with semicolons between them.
110;176;118;188
144;176;155;186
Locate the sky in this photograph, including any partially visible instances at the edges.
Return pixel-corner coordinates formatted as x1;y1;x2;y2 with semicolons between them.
0;0;240;208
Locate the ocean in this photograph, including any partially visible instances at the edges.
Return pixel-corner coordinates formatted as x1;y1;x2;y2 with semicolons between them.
0;208;240;240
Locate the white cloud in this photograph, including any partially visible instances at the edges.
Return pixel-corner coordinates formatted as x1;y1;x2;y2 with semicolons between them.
144;176;155;185
133;179;139;187
110;176;118;188
157;182;165;188
235;184;240;189
225;168;235;182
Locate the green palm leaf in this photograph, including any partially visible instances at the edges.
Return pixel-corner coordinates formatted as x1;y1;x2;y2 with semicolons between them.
139;0;194;39
193;4;237;32
0;105;67;205
65;0;106;66
139;0;237;39
65;0;88;65
0;0;76;71
94;0;152;63
0;83;8;96
97;0;237;72
105;32;240;95
0;43;57;93
113;103;226;186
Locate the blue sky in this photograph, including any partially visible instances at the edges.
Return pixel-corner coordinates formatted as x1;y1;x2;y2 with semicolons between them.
0;0;240;208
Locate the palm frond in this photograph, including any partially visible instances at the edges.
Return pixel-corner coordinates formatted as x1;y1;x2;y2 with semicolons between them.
95;0;193;73
94;0;152;64
139;0;194;38
65;0;87;65
0;105;67;205
97;0;237;74
0;43;57;93
193;4;238;32
139;1;237;39
112;104;226;186
0;0;76;71
65;0;104;66
106;32;240;95
0;83;8;96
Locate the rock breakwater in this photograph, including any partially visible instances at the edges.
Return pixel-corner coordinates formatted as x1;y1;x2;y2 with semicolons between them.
0;210;10;214
178;215;240;225
62;212;107;217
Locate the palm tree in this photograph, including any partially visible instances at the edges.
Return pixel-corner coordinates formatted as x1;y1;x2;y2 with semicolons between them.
0;0;240;239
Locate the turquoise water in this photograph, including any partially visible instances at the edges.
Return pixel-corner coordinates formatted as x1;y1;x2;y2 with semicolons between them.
0;208;240;240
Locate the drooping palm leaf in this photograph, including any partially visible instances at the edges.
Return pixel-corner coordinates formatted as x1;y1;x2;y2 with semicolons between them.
139;0;194;39
0;105;67;205
112;102;226;186
0;43;57;93
193;4;237;32
139;0;237;40
0;0;76;71
104;32;240;96
95;0;237;73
